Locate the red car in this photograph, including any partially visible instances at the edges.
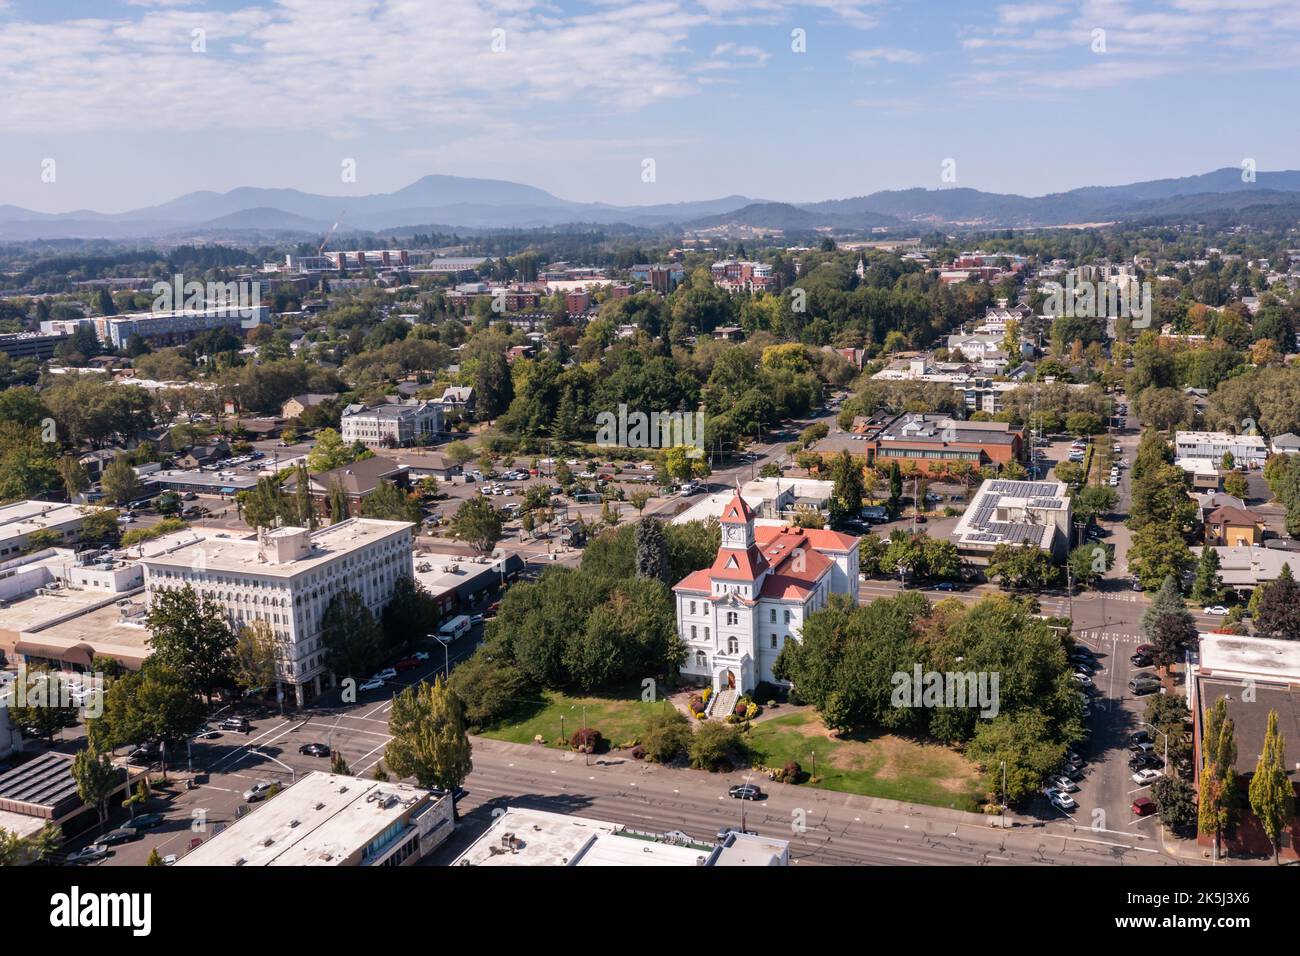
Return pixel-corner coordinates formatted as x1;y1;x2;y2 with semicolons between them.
1131;797;1156;817
394;658;421;671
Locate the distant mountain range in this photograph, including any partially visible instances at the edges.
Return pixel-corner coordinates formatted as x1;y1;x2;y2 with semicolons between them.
2;167;1299;240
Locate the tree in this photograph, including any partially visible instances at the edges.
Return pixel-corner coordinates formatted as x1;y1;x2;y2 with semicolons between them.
829;449;865;524
1128;523;1194;591
1222;471;1249;500
145;585;236;703
306;428;357;472
1198;696;1238;859
380;575;438;652
1248;709;1295;864
641;707;692;763
1068;542;1112;590
629;488;653;515
450;496;503;554
100;456;142;506
688;720;746;771
146;848;163;866
0;824;61;866
986;543;1058;591
233;620;279;694
967;710;1067;804
448;648;533;729
57;455;89;502
5;667;78;742
1189;547;1223;606
385;677;474;814
240;475;288;529
1073;485;1118;522
330;751;352;775
1142;576;1199;670
321;589;385;680
78;507;122;548
360;480;422;523
1151;775;1198;834
634;516;670;584
1254;562;1300;640
72;748;122;833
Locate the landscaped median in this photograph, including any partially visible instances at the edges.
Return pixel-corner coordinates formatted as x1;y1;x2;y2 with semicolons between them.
478;685;987;813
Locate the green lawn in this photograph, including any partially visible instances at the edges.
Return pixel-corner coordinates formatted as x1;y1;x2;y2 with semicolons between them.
746;711;986;812
479;686;665;749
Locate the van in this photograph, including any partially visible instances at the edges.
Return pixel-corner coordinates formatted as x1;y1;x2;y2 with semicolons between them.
1128;675;1160;695
437;615;472;643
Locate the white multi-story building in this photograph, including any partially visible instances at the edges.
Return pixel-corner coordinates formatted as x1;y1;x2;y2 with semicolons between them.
1173;431;1269;467
340;400;443;449
42;305;266;349
140;519;414;704
0;501;97;561
672;493;858;705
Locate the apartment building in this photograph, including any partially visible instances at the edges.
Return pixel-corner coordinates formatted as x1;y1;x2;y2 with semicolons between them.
42;304;267;349
340;400;443;449
1174;431;1269;467
140;519;415;704
0;502;96;561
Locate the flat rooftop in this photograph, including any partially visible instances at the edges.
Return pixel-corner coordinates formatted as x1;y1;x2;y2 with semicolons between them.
20;599;152;666
0;586;119;633
141;518;413;578
952;478;1068;550
145;468;259;491
455;808;717;867
0;501;86;542
178;772;440;867
1199;633;1300;684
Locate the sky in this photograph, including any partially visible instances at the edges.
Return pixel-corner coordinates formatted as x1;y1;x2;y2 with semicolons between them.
2;0;1299;213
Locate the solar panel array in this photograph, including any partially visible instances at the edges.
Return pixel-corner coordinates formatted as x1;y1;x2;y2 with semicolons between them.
0;752;83;809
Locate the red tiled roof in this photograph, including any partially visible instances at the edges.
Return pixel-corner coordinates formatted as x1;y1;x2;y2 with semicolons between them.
755;524;857;552
1207;506;1263;526
719;493;756;525
674;569;712;593
709;545;769;581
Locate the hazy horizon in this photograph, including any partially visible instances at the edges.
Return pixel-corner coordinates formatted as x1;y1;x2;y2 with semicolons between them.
2;0;1298;213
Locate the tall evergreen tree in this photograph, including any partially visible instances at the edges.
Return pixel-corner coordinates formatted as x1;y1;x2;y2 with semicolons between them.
1141;575;1199;670
1189;546;1223;605
1248;709;1295;864
1198;696;1238;859
1254;562;1300;640
634;516;670;584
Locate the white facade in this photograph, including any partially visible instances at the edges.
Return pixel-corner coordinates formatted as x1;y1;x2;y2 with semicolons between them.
140;519;414;704
340;401;444;449
673;495;858;700
1173;431;1268;466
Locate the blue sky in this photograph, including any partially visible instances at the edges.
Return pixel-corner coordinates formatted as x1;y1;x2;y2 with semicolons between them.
2;0;1299;213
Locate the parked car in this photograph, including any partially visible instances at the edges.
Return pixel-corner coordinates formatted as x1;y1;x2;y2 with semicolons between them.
370;668;397;682
243;780;275;802
129;812;166;830
1044;788;1077;812
359;677;385;692
1047;774;1079;793
220;716;251;733
1129;753;1164;771
1131;797;1156;817
1129;674;1161;695
1203;605;1229;616
1132;769;1162;786
298;742;330;757
66;845;111;864
1130;652;1153;668
94;828;141;848
1129;741;1155;756
394;657;421;671
1129;730;1151;746
728;784;763;800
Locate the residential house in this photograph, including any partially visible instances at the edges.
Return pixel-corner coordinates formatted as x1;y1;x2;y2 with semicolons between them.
282;456;411;518
1205;506;1265;547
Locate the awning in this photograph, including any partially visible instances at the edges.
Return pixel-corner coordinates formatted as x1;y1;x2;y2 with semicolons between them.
14;640;96;669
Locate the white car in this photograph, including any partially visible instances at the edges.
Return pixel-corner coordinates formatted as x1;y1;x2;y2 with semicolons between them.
1072;672;1094;688
1044;788;1077;811
1048;775;1079;793
411;652;429;662
1132;769;1162;786
359;677;385;692
1203;605;1229;616
371;668;397;682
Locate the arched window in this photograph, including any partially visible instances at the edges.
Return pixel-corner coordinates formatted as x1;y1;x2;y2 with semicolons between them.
727;636;739;655
695;650;707;668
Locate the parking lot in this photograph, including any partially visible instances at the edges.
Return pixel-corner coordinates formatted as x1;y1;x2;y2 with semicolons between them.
52;628;484;867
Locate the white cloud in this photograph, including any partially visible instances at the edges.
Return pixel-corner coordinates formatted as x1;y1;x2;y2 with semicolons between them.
848;46;924;64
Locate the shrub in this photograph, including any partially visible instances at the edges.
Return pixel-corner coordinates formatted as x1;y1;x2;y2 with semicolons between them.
569;727;604;753
642;709;692;763
783;760;803;784
687;694;705;715
689;721;747;772
744;702;759;720
734;703;747;716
